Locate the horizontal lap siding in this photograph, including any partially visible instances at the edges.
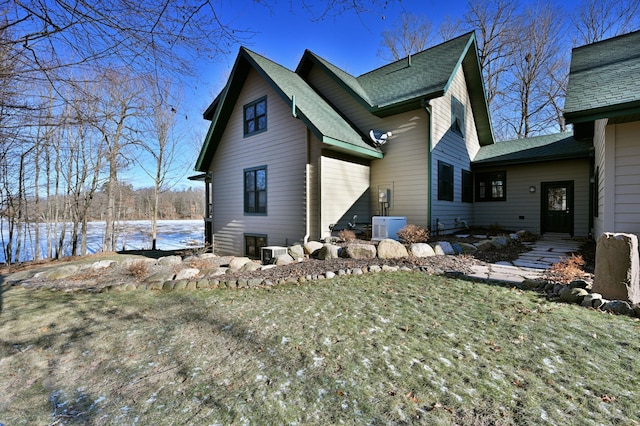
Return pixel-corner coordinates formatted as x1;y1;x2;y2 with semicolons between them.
593;119;607;238
209;69;307;255
614;121;640;236
430;67;481;231
473;159;590;236
320;157;370;239
307;66;431;228
369;112;430;226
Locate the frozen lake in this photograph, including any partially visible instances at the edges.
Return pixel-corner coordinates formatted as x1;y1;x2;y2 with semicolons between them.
0;219;205;263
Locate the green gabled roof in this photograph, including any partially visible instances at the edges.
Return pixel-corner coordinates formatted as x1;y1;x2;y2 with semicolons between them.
195;48;382;171
297;32;494;146
564;30;640;123
473;131;591;166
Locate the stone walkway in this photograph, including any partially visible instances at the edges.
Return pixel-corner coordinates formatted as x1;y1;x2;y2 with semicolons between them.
468;233;583;284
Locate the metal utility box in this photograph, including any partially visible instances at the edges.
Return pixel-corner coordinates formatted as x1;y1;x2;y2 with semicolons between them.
371;216;407;241
261;246;288;264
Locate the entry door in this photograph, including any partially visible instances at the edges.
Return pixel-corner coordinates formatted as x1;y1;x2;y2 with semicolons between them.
541;181;574;235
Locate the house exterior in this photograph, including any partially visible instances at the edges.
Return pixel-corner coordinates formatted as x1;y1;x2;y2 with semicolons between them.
193;32;495;256
192;29;638;257
564;30;640;240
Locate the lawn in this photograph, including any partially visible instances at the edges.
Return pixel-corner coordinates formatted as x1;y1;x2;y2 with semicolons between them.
1;272;639;425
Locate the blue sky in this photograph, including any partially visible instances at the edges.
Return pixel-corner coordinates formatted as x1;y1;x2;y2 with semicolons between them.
152;0;581;190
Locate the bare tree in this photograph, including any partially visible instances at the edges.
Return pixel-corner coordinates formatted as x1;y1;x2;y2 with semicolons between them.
573;0;640;45
504;3;566;138
463;0;519;111
140;82;183;250
379;12;435;61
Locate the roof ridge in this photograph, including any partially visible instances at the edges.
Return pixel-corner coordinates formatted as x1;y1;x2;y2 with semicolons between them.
572;28;640;51
356;31;474;78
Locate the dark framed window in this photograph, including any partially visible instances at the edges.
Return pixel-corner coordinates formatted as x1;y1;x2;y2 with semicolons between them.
451;96;465;137
438;160;454;201
244;97;267;136
475;171;506;202
462;170;473;203
245;234;267;259
244;166;267;214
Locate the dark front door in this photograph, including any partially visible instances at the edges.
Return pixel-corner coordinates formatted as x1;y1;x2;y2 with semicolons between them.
541;181;574;235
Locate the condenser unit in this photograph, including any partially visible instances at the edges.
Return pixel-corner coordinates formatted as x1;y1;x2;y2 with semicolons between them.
371;216;407;241
261;246;288;264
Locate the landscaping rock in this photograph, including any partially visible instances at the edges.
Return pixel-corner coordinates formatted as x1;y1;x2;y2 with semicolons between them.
382;265;399;272
240;261;262;272
475;240;494;251
325;271;336;279
569;279;591;290
377;239;408;259
490;236;510;248
288;244;305;260
175;268;199;280
581;293;602;308
158;256;182;266
369;265;382;273
458;243;478;254
275;254;294;266
47;265;80;280
410;243;435;257
593;233;640;304
145;272;176;283
451;243;463;254
318;244;340;260
229;257;252;271
92;260;116;269
433;241;455;255
602;300;635;316
344;244;377;259
559;287;589;304
303;241;323;255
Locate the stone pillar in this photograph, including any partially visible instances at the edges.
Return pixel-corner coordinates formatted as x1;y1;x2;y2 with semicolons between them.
593;233;640;304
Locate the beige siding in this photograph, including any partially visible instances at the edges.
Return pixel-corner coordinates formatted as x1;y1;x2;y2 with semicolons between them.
307;132;323;240
319;156;370;239
430;66;482;231
593;119;608;238
209;69;307;256
307;63;433;228
473;159;591;236
613;121;640;237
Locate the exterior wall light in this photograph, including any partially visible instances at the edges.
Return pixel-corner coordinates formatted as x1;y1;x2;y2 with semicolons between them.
529;185;536;193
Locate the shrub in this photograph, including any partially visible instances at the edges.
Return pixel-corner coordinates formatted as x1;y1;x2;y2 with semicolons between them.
128;260;149;278
338;229;356;242
543;254;586;284
397;224;430;244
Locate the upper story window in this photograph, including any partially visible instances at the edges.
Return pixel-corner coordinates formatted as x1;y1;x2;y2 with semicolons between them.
475;171;506;202
438;160;454;201
244;166;267;214
451;96;465;137
244;96;267;136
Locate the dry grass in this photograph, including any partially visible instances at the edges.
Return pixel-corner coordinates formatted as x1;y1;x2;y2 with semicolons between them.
543;254;587;284
127;260;150;278
1;272;639;425
338;229;356;242
397;224;430;244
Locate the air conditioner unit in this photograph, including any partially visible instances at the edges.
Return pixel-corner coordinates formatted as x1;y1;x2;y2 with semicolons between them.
371;216;407;241
261;246;288;264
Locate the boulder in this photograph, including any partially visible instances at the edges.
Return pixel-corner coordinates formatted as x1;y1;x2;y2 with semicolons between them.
433;241;455;255
559;287;589;304
275;254;294;266
409;243;435;257
240;261;262;272
92;260;116;269
228;257;252;271
475;240;494;251
377;239;408;259
458;242;478;254
303;241;323;255
46;265;80;280
490;236;510;248
288;244;305;260
593;233;640;304
158;255;182;266
602;300;635;316
175;268;199;280
145;272;176;283
344;244;377;259
318;244;340;260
